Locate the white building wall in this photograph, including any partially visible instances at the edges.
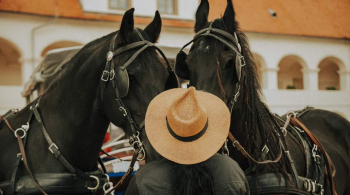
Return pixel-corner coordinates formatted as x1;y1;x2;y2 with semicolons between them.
0;12;349;120
80;0;198;20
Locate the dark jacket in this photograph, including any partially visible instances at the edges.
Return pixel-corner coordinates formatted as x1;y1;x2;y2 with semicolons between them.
125;153;249;195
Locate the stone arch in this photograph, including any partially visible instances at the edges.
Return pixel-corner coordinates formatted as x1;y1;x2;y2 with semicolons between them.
318;57;345;90
41;40;83;57
0;38;22;85
252;53;266;89
277;55;307;90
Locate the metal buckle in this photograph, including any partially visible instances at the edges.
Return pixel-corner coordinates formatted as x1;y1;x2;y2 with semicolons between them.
14;128;26;139
129;132;146;160
232;140;239;148
109;70;115;80
240;56;246;66
233;85;241;102
87;175;100;192
222;139;229;156
48;143;59;154
261;144;270;155
101;71;110;81
280;127;288;136
103;174;114;195
119;106;127;117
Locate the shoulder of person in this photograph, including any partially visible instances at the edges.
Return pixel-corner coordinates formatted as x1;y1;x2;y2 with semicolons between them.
135;158;174;176
207;153;241;168
205;153;246;180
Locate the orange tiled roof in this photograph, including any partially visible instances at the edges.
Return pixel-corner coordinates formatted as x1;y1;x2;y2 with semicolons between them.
0;0;194;28
209;0;350;39
1;0;349;39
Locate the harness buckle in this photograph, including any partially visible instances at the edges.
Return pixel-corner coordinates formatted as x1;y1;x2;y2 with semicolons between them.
312;144;321;163
48;143;59;154
240;56;246;67
101;71;110;82
261;144;270;156
232;140;239;148
87;175;100;192
103;174;114;195
222;139;229;156
109;70;115;80
129;132;146;160
119;106;127;117
280;127;288;137
14;128;26;139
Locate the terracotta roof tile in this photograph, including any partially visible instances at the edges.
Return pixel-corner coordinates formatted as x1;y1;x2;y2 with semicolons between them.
208;0;350;39
1;0;349;39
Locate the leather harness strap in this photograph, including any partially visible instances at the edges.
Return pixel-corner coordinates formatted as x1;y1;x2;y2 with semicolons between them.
290;116;337;195
228;132;283;164
104;152;138;195
3;118;48;195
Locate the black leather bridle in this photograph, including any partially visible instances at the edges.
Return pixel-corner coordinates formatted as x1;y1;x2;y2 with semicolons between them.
100;29;177;160
174;20;246;113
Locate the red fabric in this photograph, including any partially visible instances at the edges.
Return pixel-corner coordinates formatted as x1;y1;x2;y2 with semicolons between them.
100;132;112;155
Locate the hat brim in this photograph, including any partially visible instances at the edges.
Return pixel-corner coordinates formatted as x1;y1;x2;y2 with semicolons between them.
145;88;231;165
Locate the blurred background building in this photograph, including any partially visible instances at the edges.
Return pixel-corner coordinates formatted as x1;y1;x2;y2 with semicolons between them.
1;0;350;119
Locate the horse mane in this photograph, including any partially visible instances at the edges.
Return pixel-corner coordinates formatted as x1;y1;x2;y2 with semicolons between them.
172;162;214;195
212;19;291;176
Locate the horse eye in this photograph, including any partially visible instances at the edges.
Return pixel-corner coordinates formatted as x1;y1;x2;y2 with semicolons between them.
225;59;234;68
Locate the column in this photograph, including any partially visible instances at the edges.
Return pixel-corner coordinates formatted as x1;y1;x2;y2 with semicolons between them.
262;67;279;90
302;68;319;91
339;70;350;91
20;57;41;85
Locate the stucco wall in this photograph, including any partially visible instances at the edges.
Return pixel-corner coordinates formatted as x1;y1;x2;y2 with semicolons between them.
0;12;349;120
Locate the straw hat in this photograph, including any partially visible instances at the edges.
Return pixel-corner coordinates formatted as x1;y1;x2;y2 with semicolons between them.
145;87;230;165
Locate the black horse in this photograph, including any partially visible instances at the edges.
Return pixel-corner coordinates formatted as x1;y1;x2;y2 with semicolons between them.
0;8;175;195
175;0;350;194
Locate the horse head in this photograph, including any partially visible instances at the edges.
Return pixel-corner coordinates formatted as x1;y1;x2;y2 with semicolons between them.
175;0;285;172
175;0;248;110
101;8;176;161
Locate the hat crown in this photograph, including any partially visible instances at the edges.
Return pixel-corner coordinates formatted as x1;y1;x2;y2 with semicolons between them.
167;87;208;138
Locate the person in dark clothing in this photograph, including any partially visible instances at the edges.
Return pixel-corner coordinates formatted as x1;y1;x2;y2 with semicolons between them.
126;87;249;195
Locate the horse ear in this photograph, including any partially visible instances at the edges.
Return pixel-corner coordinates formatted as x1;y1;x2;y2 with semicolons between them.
195;0;209;32
223;0;238;34
144;11;162;43
117;8;135;45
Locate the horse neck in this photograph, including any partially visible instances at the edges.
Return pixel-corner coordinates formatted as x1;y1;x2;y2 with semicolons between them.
36;44;111;171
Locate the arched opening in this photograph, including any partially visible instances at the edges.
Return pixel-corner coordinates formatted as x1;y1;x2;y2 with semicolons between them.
41;41;83;57
0;38;22;86
318;57;341;90
278;55;305;90
252;53;265;89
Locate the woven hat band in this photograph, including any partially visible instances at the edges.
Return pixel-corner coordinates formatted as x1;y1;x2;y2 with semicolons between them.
166;117;208;142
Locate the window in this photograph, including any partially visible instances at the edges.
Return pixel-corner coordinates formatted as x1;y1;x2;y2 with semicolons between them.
158;0;177;15
109;0;130;10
